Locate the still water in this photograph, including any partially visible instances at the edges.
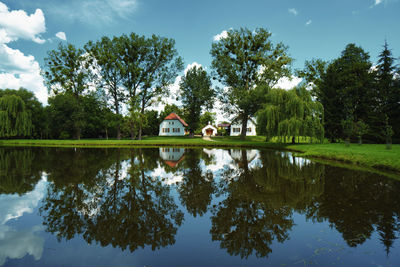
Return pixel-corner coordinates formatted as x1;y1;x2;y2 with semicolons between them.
0;146;399;266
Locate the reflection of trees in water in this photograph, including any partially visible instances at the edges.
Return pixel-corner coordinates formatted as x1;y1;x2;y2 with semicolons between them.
40;148;183;252
306;166;400;254
2;146;400;258
0;148;45;195
211;149;325;258
177;149;216;217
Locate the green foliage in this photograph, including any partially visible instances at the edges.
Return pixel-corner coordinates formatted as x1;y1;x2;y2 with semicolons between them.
117;33;183;139
85;36;126;139
44;43;93;139
199;111;216;131
258;87;324;143
317;43;375;142
210;27;292;139
0;94;32;138
180;66;215;134
0;88;46;138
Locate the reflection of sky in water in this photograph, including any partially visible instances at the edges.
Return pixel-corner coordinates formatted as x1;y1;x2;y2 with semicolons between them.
0;174;47;266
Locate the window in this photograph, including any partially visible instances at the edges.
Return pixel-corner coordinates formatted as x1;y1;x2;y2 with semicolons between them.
247;128;251;132
233;128;241;133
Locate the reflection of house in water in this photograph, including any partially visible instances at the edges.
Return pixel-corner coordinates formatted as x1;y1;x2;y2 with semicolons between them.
159;147;185;168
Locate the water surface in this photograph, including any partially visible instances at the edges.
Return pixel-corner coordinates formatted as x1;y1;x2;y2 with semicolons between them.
1;147;399;266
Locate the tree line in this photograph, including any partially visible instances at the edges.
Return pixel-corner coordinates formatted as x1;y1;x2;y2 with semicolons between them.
0;28;399;143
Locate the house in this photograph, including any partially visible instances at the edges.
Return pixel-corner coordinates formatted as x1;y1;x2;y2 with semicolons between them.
230;117;257;136
159;147;185;168
201;123;218;136
217;123;231;136
159;113;188;136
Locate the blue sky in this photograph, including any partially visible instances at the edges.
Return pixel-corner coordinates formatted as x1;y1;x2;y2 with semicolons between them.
0;0;399;107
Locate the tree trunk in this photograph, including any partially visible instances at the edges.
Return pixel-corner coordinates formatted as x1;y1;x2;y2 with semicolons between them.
117;125;121;140
292;136;295;144
74;128;81;140
240;115;248;140
105;128;109;140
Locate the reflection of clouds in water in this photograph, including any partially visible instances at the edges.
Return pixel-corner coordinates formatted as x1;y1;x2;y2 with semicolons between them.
0;174;47;224
151;162;183;185
105;160;130;187
0;173;47;266
275;151;311;168
0;225;44;266
202;149;231;173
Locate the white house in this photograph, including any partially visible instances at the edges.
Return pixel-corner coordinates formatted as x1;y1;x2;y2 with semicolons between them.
230;117;257;136
159;113;188;136
201;124;218;136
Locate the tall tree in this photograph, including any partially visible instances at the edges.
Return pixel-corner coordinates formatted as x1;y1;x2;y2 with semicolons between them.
0;95;32;138
210;27;292;139
44;43;93;139
179;66;214;136
85;36;126;139
119;33;183;140
317;44;375;142
376;41;400;144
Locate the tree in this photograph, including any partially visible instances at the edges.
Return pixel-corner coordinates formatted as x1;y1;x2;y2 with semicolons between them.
0;88;46;138
0;95;32;138
376;41;400;144
179;66;214;136
119;33;183;140
44;43;93;139
296;58;328;97
210;27;292;139
317;44;375;142
257;86;324;143
85;36;126;139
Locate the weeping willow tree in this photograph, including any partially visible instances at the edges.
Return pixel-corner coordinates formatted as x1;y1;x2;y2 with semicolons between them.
0;94;32;138
257;86;324;143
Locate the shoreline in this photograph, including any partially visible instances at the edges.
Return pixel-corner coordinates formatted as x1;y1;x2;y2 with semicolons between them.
1;138;399;177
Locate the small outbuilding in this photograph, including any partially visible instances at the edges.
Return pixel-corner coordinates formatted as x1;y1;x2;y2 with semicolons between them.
201;124;218;136
159;113;188;136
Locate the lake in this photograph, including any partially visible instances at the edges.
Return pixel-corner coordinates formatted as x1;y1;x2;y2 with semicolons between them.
0;146;399;266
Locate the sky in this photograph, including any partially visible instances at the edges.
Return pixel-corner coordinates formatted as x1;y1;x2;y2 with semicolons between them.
0;0;399;120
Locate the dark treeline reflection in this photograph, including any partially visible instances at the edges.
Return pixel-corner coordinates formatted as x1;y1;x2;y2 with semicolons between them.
1;147;400;258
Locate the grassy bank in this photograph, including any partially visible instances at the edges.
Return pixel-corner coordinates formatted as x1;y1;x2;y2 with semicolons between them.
1;137;399;175
287;143;400;173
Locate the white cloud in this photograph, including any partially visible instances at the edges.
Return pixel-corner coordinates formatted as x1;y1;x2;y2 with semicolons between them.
55;31;66;41
288;8;298;15
306;20;312;26
0;2;48;104
0;2;46;44
213;30;228;41
0;46;48;103
374;0;383;5
274;76;302;90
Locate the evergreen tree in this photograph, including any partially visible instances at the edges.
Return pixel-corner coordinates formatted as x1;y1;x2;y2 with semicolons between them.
318;44;375;142
376;41;400;143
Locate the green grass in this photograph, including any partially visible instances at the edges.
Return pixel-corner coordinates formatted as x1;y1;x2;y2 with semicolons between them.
1;137;400;175
287;143;400;173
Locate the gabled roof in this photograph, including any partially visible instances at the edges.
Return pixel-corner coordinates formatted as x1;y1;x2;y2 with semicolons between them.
163;113;188;127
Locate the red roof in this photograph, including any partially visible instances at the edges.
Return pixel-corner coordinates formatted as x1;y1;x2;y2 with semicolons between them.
164;113;188;127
